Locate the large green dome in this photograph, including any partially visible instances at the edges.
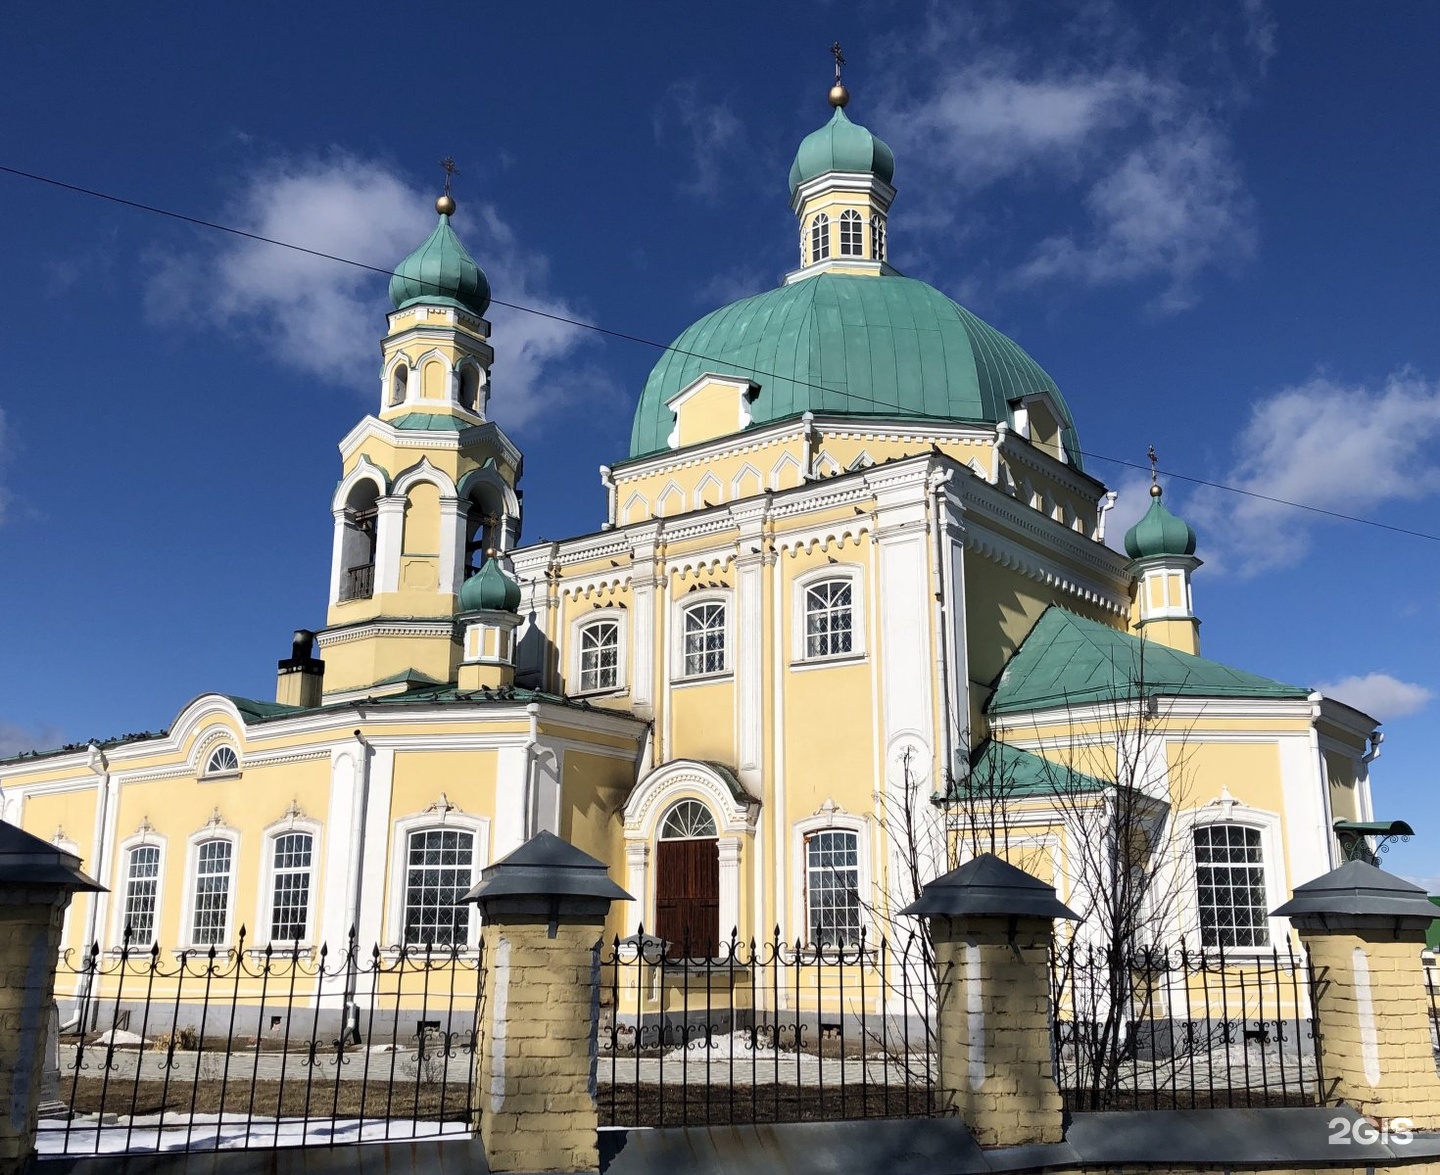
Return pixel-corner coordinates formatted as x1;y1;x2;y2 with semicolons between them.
389;213;491;317
628;273;1081;464
788;106;895;197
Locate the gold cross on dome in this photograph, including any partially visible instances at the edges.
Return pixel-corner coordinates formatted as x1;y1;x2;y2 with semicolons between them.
1147;444;1159;485
440;156;459;196
831;41;846;83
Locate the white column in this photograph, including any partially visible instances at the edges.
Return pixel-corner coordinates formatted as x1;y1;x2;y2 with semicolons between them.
624;840;649;933
717;837;742;945
329;509;348;605
374;497;406;594
439;497;466;594
492;744;530;859
356;747;394;947
628;525;661;717
940;479;970;777
732;501;768;791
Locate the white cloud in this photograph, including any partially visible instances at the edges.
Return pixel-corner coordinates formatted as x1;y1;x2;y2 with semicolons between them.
1101;470;1155;553
1312;673;1434;722
655;82;746;201
1189;371;1440;575
144;155;597;429
875;6;1261;310
1401;874;1440;896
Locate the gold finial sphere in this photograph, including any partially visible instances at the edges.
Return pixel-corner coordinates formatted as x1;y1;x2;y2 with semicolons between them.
436;194;457;216
485;547;498;558
829;82;850;108
1150;482;1163;498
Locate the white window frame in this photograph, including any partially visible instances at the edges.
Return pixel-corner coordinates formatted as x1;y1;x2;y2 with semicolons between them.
113;827;167;949
809;212;830;263
1172;801;1288;955
386;809;490;951
870;214;887;261
255;814;324;948
179;828;240;951
570;608;628;696
671;589;732;681
196;730;242;780
838;209;863;257
791;811;870;949
791;564;867;665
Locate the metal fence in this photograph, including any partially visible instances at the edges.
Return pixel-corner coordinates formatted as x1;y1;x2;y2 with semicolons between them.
1050;938;1324;1113
41;928;482;1156
598;927;940;1127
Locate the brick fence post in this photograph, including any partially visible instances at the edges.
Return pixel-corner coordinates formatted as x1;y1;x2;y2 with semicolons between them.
462;831;630;1174
902;853;1079;1148
0;822;103;1175
1274;860;1440;1129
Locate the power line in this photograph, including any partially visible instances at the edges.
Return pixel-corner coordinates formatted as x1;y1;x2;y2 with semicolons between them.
5;160;1437;545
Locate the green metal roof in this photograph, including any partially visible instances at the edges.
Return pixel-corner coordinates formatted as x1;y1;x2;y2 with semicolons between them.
788;106;895;197
388;412;470;432
946;739;1112;801
987;607;1308;715
628;273;1081;463
1125;490;1197;559
389;213;490;316
225;696;305;722
458;558;521;613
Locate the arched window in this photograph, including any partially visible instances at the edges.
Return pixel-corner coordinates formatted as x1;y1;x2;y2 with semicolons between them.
458;365;482;413
809;213;830;263
203;745;239;776
870;215;887;261
340;481;379;602
403;828;474;946
191;839;233;946
122;845;161;946
389;364;409;406
803;580;853;659
805;829;861;947
659;799;718;840
1193;825;1269;949
839;209;863;256
578;620;620;692
681;601;726;677
269;832;314;943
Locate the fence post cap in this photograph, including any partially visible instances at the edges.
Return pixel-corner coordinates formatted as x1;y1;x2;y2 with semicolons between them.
899;852;1079;920
461;829;632;906
1271;859;1437;924
0;820;104;892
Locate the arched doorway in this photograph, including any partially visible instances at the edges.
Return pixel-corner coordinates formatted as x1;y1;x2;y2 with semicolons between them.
655;800;718;958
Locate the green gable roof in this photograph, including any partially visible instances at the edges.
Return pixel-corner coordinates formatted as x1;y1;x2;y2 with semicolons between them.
628;273;1082;465
946;739;1112;801
987;607;1308;716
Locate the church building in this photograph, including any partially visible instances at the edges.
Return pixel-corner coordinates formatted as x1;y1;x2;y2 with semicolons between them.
0;76;1383;968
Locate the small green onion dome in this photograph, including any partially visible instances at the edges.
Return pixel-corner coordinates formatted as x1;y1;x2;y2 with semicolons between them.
1124;487;1197;559
458;556;521;613
788;106;895;198
389;205;491;317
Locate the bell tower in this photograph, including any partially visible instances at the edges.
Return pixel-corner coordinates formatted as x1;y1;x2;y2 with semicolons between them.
1124;460;1201;656
313;174;526;701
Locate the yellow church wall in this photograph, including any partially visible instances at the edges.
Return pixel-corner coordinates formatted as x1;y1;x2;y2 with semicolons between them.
19;787;99;951
557;749;634;883
1173;741;1284;813
667;680;736;764
1324;750;1363;822
781;658;875;819
321;631;458;694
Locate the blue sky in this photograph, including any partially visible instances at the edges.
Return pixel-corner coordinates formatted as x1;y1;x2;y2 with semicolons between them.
2;2;1437;886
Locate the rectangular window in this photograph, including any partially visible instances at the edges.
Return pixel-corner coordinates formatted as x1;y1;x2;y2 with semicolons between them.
1194;824;1270;949
404;828;474;946
579;620;620;692
683;602;726;676
804;580;854;658
191;839;233;946
269;832;313;942
123;845;161;946
806;830;861;948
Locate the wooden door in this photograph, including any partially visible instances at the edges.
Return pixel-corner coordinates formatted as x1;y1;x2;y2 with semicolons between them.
654;838;719;958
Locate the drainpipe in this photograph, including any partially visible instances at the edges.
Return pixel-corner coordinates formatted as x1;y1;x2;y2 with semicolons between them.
69;743;113;1031
600;465;617;531
523;703;541;840
1096;490;1118;543
342;729;371;1043
928;467;958;796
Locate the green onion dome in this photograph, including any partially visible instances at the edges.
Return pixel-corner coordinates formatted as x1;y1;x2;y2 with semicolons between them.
389;207;491;317
458;557;521;613
788;106;895;197
629;273;1082;464
1124;487;1198;559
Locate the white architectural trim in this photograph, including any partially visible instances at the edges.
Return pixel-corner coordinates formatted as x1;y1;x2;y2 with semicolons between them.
790;562;868;664
622;759;757;841
1171;797;1290;954
253;806;325;948
392;457;459;500
112;821;168;948
669;588;733;682
331;457;391;513
568;607;630;697
386;801;490;949
790;805;872;947
177;814;241;951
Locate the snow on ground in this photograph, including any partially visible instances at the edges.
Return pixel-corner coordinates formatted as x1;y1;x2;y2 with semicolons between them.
35;1114;469;1155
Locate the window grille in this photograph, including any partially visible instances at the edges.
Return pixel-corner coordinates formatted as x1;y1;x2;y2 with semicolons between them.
804;580;854;658
403;828;474;946
659;799;718;840
191;839;233;946
269;832;313;942
579;620;620;692
1194;824;1270;948
123;845;160;945
806;830;861;947
682;602;726;676
204;746;239;775
839;209;863;256
809;213;830;263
